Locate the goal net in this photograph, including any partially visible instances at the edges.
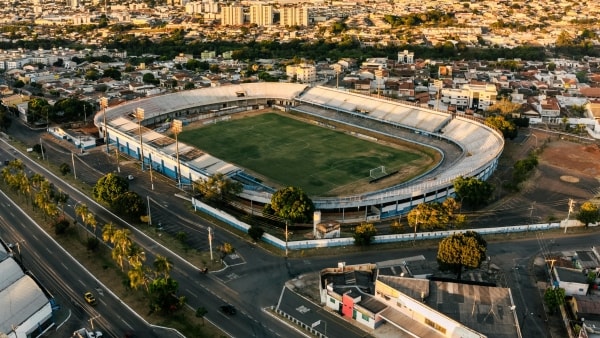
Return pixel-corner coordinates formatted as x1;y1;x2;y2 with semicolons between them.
369;166;387;179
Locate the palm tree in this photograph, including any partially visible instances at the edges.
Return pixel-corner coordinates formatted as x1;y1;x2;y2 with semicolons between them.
102;222;117;243
127;243;146;269
75;203;89;224
127;265;149;291
153;254;173;279
85;212;98;238
111;229;132;271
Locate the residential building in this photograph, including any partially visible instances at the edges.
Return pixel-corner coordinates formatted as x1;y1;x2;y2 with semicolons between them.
397;50;414;64
250;4;273;26
280;6;309;27
441;83;497;111
286;63;316;84
221;5;244;26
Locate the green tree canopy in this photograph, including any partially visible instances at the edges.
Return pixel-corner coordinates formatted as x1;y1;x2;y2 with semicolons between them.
485;115;518;139
194;172;243;202
92;173;129;206
248;226;265;242
576;202;600;228
353;222;377;246
267;186;314;223
486;98;522;117
544;287;565;313
453;176;494;209
437;231;487;280
113;191;146;220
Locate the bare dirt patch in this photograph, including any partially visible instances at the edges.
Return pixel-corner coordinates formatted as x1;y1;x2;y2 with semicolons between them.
540;142;600;179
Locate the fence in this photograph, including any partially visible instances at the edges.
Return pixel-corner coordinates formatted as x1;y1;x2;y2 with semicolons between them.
192;198;562;251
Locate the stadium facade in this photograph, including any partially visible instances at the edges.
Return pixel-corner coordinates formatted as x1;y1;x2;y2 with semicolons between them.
94;83;504;221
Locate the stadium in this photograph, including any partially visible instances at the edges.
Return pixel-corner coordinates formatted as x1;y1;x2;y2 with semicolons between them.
94;83;504;221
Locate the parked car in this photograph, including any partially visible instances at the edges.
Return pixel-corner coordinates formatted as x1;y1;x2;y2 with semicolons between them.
127;174;134;180
73;328;103;338
83;292;97;306
219;304;236;315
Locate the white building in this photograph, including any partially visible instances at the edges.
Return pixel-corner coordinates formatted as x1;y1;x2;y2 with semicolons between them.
250;4;273;26
441;83;497;110
398;50;414;64
221;5;244;26
280;6;309;27
286;63;316;84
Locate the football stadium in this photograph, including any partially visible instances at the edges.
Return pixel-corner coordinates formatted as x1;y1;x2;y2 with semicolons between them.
95;83;504;221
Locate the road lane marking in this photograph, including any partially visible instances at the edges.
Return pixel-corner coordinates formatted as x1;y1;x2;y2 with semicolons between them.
185;288;198;298
121;319;133;329
78;279;85;287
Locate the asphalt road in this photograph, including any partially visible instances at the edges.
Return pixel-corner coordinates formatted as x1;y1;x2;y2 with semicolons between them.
0;188;154;338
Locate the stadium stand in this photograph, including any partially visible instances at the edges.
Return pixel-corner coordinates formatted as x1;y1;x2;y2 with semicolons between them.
96;83;504;219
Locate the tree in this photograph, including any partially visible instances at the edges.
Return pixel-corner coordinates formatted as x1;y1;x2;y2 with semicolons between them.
148;276;182;314
486;98;522;117
196;306;208;325
353;222;377;246
248;226;265;241
267;186;314;223
93;173;129;206
544;287;565;314
112;191;146;220
485;115;518;139
576;202;600;228
194;172;243;202
437;231;487;280
142;72;158;84
453;176;494;209
153;255;173;279
59;163;71;175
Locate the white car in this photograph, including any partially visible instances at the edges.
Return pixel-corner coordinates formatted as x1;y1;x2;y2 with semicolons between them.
73;328;103;338
127;174;134;180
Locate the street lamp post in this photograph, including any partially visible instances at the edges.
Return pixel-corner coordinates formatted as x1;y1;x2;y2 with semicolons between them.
172;119;183;189
71;152;77;179
100;97;109;153
39;137;45;161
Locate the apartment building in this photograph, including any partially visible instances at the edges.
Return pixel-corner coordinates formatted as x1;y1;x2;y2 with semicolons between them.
280;6;309;27
441;83;497;111
250;4;273;26
221;5;244;26
286;63;316;84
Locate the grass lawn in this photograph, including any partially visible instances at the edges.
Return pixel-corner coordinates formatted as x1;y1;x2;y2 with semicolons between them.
179;113;432;196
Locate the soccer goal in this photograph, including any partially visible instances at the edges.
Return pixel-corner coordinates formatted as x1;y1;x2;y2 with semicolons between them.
369;166;388;179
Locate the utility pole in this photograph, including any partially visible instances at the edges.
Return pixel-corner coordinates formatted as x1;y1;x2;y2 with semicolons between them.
564;199;575;233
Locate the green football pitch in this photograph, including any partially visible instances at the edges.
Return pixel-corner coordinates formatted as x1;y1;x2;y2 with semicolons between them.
178;113;434;196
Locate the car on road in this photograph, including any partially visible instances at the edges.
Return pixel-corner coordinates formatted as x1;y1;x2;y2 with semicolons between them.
73;328;103;338
219;304;236;315
127;174;134;180
83;292;97;306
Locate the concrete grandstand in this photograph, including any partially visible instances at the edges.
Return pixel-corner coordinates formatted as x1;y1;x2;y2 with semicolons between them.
0;240;55;338
95;83;504;221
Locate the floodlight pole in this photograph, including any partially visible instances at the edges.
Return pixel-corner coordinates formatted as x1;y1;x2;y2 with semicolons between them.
136;108;153;190
172;119;183;189
135;108;145;171
100;97;109;153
